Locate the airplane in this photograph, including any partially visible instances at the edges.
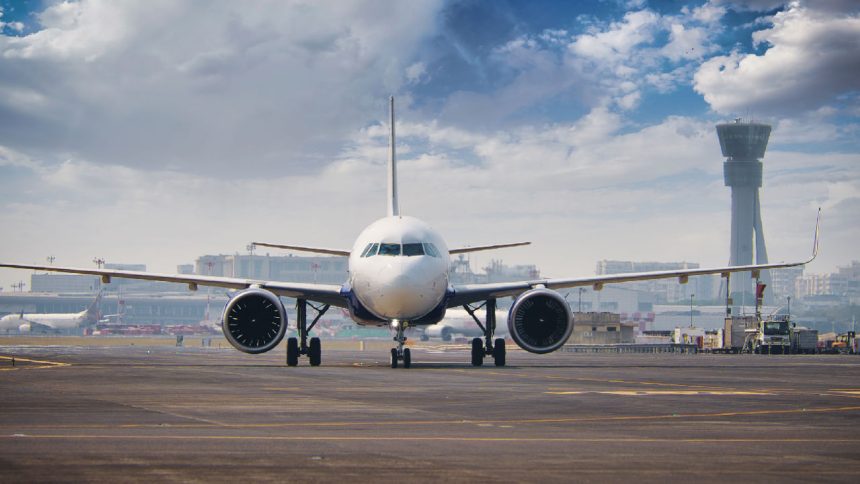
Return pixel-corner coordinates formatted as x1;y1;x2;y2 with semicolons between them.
0;291;102;333
419;307;510;342
0;97;819;368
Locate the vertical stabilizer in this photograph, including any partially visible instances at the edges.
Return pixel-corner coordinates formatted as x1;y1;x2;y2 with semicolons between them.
388;96;400;217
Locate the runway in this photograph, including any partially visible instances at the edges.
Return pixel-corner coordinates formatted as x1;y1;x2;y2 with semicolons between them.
2;343;859;482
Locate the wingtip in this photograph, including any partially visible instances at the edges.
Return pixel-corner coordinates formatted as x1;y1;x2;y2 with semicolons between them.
810;208;821;261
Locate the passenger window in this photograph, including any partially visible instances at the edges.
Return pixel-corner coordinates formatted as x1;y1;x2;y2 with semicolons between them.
366;243;379;257
403;243;425;257
378;243;401;256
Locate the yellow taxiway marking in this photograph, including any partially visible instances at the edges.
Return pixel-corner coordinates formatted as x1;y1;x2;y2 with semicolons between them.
545;390;774;396
5;434;860;444
4;405;860;430
0;355;70;371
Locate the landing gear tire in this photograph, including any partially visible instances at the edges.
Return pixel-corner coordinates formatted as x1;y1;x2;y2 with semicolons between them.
309;337;321;367
493;338;506;367
403;348;411;368
287;337;299;367
390;348;398;369
471;338;484;367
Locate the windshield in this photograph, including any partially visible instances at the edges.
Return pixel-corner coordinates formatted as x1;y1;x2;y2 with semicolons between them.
763;321;789;335
378;243;401;256
403;243;424;257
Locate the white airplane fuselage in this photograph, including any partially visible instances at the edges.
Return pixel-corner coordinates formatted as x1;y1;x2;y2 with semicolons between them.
0;310;90;332
348;215;450;324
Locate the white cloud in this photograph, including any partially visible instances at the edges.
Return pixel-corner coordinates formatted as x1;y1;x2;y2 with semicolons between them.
405;62;428;85
0;0;445;175
694;3;860;115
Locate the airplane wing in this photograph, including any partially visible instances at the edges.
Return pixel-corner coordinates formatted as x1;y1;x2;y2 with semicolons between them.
449;210;821;308
250;242;350;257
449;242;531;255
0;263;348;308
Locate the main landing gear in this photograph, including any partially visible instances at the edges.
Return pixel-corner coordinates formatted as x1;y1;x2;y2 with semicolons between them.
463;298;506;367
390;320;411;369
286;298;330;367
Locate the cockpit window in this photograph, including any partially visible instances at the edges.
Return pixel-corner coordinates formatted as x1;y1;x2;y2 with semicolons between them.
359;243;373;258
364;243;379;257
423;243;441;258
403;243;425;257
378;243;401;256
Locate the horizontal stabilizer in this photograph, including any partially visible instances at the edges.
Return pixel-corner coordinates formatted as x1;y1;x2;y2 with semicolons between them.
449;242;531;255
251;242;350;257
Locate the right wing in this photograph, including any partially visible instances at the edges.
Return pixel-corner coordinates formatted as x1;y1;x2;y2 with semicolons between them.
449;242;531;255
0;263;348;308
450;209;821;307
250;242;350;257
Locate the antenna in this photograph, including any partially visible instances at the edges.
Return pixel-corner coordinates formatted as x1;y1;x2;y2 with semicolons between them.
388;96;400;217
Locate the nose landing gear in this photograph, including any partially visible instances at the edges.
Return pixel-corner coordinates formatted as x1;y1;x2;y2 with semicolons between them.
390;319;412;368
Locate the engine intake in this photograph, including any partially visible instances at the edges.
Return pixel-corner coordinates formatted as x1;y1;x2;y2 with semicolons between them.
507;288;573;354
222;289;287;354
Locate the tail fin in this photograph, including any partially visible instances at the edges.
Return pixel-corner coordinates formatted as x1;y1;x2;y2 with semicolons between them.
85;290;103;321
387;96;400;217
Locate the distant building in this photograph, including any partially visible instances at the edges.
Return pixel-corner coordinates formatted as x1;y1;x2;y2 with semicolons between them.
795;262;860;304
448;256;539;286
770;266;804;301
194;253;348;284
596;260;717;303
31;273;100;293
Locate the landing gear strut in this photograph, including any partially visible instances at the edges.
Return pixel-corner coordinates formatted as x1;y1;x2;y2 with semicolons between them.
286;298;330;367
464;298;506;367
390;320;411;368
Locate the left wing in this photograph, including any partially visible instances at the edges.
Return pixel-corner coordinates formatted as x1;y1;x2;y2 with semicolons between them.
0;263;347;308
450;210;821;308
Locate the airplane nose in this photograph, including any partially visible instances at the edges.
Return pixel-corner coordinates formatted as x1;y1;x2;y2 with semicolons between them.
372;269;435;319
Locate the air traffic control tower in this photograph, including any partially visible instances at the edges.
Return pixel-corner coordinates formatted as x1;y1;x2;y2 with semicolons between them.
717;119;772;304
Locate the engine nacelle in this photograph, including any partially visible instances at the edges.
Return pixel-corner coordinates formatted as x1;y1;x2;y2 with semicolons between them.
18;323;31;333
222;289;287;354
507;288;573;354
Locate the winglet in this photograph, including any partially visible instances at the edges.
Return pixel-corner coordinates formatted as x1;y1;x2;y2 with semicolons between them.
388;96;400;217
811;207;821;260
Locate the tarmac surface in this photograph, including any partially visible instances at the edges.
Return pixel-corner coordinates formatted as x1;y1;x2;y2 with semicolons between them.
2;342;860;483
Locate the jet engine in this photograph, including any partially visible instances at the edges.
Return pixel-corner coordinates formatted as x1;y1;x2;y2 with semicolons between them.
18;323;31;333
424;324;453;341
507;288;573;354
221;289;287;354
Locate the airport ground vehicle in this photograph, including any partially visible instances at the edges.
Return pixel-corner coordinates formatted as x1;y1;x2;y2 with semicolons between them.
790;327;818;354
821;331;856;354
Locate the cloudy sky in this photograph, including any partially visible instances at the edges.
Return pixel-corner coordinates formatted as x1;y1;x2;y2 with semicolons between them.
1;0;858;290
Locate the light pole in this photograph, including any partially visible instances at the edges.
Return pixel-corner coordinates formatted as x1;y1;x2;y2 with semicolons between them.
578;288;585;313
787;296;791;320
690;294;695;328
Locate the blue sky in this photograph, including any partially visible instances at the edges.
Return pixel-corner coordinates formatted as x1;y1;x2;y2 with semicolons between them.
0;0;858;291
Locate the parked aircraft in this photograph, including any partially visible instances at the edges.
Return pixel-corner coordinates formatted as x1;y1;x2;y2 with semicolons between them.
0;292;102;333
0;98;818;368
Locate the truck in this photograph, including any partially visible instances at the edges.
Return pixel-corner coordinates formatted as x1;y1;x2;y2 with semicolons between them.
790;327;818;354
739;282;792;354
724;316;756;353
745;316;792;354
